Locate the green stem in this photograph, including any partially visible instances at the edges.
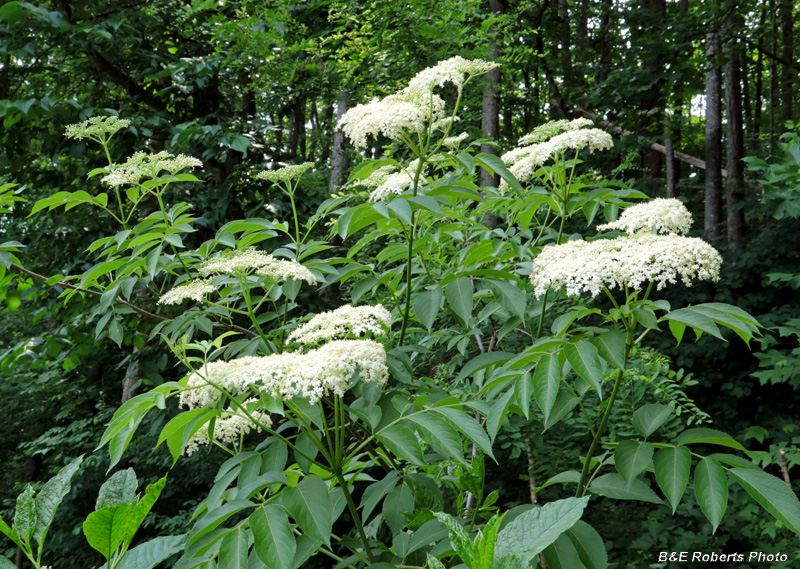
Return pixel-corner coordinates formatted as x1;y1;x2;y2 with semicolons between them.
535;214;567;338
334;469;375;563
237;275;271;351
576;323;635;497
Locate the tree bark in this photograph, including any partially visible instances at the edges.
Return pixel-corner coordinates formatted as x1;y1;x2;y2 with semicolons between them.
480;0;505;188
329;91;349;195
594;0;613;85
780;0;793;123
754;8;766;141
769;0;778;150
725;45;745;250
638;0;667;177
705;32;724;235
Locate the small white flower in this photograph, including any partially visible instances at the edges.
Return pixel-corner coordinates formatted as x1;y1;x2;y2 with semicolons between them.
256;162;314;184
288;304;392;345
183;399;272;456
65;116;130;141
518;117;595;145
102;151;202;187
199;250;317;284
442;132;469;148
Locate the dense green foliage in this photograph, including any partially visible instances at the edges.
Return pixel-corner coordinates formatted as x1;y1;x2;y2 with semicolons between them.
2;1;800;569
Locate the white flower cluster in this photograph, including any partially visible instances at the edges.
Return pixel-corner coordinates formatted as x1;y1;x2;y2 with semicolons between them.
530;234;722;299
597;198;693;236
65;116;130;140
183;399;272;456
179;339;388;408
199;249;316;284
502;128;613;186
443;132;469;149
357;159;427;202
407;56;499;95
518;118;594;145
256;162;314;184
157;279;217;305
102;151;203;187
338;57;497;149
288;304;392;345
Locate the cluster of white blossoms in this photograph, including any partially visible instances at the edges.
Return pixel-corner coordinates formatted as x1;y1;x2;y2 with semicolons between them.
338;57;497;149
518;117;594;145
256;162;314;184
199;249;317;284
597;198;693;236
179;339;388;408
443;132;469;149
357;159;428;202
65;116;130;141
157;279;217;305
183;399;272;456
102;151;203;187
288;304;392;345
502;125;613;187
406;56;499;95
530;199;721;299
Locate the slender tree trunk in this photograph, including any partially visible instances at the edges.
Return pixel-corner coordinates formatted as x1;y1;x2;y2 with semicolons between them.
639;0;667;177
558;0;573;90
321;104;333;164
329;92;348;195
725;46;745;250
780;0;793;122
705;31;724;235
594;0;613;85
770;0;778;149
742;51;752;135
666;137;677;198
480;0;504;188
523;69;532;132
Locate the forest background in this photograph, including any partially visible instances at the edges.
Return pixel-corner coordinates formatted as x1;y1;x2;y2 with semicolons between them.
1;0;800;568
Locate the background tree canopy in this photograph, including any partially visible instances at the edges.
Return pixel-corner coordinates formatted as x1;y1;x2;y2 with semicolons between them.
2;1;800;568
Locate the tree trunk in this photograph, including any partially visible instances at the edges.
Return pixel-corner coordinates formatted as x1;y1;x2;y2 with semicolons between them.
558;0;572;90
725;46;746;250
705;32;724;235
780;0;793;123
754;8;766;141
329;92;349;195
665;137;677;198
769;0;778;150
594;0;613;85
480;0;504;188
638;0;667;177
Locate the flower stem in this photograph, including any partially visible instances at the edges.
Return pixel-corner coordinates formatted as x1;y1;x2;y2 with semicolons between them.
334;469;375;563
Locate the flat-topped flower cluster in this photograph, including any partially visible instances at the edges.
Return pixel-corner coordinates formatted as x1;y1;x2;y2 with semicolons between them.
288;304;392;345
103;151;203;187
501;118;613;186
530;199;722;298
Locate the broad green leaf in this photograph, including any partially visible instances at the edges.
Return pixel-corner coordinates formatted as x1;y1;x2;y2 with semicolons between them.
482;279;526;321
542;534;584;569
219;528;248;569
0;557;17;569
694;458;728;533
387;199;412;225
433;513;476;567
445;277;473;325
250;505;296;569
97;468;138;509
434;407;495;460
728;468;800;534
291;534;323;569
475;153;523;193
563;521;608;569
376;424;426;466
590;329;627;370
187;500;254;546
126;475;167;543
456;352;513;382
676;428;745;451
83;504;133;560
534;353;561;423
282;477;332;545
382;483;414;534
13;485;36;543
158;408;222;464
563;341;603;398
115;535;185;569
614;441;654;483
588;474;661;504
406;519;448;556
407;412;466;461
632;307;658;330
360;472;400;523
0;515;22;549
663;308;723;341
543;391;579;432
632;404;674;438
653;446;691;513
495;497;589;563
34;455;83;546
414;287;443;331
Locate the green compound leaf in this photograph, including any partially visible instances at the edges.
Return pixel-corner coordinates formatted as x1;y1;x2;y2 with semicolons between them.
563;520;608;569
653;446;691;513
250;504;296;569
13;485;36;543
588;474;662;504
675;428;745;451
115;535;186;569
728;468;800;534
219;528;249;569
414;286;443;331
534;353;561;423
283;477;332;545
694;458;728;533
495;497;589;564
563;341;603;399
614;441;654;483
445;277;473;326
376;423;426;466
